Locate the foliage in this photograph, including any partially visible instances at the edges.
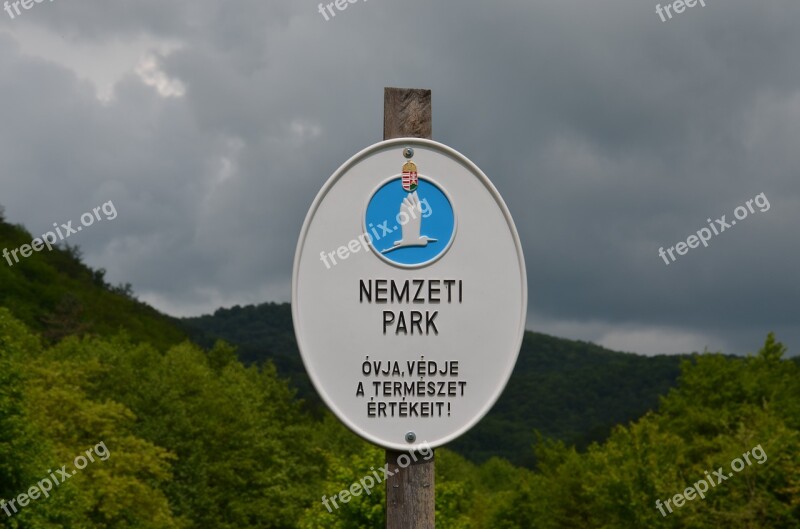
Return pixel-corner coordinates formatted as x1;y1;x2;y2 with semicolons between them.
0;310;330;529
488;334;800;528
181;303;315;406
0;325;795;529
1;208;798;528
182;303;690;466
0;219;185;350
0;309;183;529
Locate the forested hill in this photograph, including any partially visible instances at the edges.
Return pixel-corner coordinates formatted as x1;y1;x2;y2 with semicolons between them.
181;302;689;466
2;210;798;527
0;216;185;349
0;210;687;466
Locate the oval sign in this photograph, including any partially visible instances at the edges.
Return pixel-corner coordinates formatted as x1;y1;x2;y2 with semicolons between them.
292;138;527;451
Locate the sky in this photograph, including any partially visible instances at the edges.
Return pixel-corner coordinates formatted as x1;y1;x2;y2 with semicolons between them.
0;0;798;356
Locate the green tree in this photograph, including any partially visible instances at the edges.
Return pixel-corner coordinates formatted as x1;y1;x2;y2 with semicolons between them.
490;334;800;529
0;310;184;529
86;338;324;529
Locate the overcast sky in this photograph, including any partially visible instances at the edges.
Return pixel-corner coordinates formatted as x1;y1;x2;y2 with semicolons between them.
1;0;798;356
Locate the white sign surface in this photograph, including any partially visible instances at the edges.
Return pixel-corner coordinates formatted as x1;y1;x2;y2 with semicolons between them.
292;138;527;451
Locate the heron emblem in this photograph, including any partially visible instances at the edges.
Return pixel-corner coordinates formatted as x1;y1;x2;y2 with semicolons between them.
381;191;438;254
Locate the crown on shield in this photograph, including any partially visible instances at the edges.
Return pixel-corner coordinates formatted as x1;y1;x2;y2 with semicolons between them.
401;161;418;192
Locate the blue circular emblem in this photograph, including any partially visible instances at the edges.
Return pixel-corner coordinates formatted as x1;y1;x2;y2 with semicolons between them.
364;176;456;268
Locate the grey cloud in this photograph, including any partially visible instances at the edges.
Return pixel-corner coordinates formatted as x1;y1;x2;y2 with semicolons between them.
0;0;798;356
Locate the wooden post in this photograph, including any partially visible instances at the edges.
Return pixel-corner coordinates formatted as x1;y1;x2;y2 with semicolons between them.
384;88;432;140
383;86;435;529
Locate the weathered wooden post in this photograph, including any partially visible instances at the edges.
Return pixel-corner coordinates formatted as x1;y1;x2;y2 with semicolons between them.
383;87;436;529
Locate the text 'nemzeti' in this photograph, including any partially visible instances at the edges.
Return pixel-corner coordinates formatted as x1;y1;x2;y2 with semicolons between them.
359;279;463;335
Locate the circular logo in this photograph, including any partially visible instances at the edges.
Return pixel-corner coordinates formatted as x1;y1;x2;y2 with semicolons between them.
364;176;456;268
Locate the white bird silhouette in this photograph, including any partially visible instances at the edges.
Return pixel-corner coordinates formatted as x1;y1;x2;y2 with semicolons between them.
381;192;437;254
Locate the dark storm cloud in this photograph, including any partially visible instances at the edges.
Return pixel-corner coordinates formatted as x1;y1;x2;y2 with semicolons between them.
0;0;797;355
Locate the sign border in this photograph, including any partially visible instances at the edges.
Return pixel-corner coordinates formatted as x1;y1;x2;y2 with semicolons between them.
292;137;528;451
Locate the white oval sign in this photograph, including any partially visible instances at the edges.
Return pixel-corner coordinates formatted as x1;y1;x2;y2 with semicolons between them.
292;138;527;451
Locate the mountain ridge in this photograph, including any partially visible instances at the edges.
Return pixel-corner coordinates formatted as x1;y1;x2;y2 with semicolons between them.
0;215;186;349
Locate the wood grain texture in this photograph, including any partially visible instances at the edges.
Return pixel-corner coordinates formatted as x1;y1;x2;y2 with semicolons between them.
384;86;435;529
384;87;432;140
385;450;435;529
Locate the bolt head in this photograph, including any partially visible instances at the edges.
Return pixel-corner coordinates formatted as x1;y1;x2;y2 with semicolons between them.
405;432;416;443
403;147;414;159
